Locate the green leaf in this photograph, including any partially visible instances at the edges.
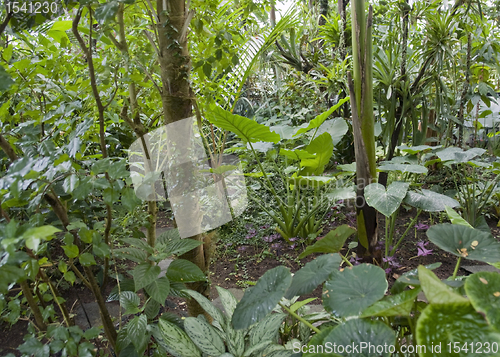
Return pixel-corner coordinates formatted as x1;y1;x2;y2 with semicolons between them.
19;338;50;357
184;289;225;324
427;224;500;263
64;271;76;285
404;190;460;212
126;315;147;350
361;288;421;317
279;149;315;161
418;265;469;305
299;225;356;259
294;98;349;136
416;304;500;357
285;254;341;299
320;319;396;357
144;298;161;319
63;175;78;194
436;146;486;163
465;272;500;332
232;266;292;330
215;286;238;318
145;277;170;305
165;238;203;257
120;291;141;315
166;259;206;283
0;65;14;92
23;226;60;251
365;182;409;217
397;144;440;155
391;263;442;294
323;264;387;317
158;319;201;357
184;317;226;355
300;132;334;175
94;1;120;24
207;106;280;143
122;187;142;211
79;253;96;266
62;245;79;259
133;263;161;291
249;313;286;346
445;206;473;228
378;162;428;174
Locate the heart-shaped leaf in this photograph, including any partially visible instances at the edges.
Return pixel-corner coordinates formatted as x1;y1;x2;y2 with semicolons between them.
404;190;459;212
397;144;441;155
232;266;292;329
361;288;421;317
323;264;387;317
418;265;469;305
437;147;486;163
279;149;315;161
427;224;500;263
285;254;341;299
320;319;396;357
299;225;356;259
378;162;428;174
144;276;170;305
465;272;500;332
207;106;280;143
391;263;442;294
365;182;409;217
416;304;500;357
300;132;334;175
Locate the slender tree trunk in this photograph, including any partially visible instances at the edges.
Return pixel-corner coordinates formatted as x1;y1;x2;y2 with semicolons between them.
348;1;379;262
20;281;47;331
156;0;210;318
457;32;471;148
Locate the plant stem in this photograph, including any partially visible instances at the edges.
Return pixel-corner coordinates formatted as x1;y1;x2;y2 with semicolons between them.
390;209;422;256
340;253;353;267
452;257;462;279
279;302;321;334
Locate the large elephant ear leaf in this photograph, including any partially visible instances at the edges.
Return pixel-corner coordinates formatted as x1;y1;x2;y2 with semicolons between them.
232;266;292;330
365;181;409;217
207;106;280;143
300;132;334;175
404;189;459;212
427;224;500;263
416;304;500;357
323;264;387;317
465;272;500;332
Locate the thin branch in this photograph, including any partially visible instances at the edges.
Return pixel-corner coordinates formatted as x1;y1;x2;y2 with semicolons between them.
143;30;160;56
0;12;12;36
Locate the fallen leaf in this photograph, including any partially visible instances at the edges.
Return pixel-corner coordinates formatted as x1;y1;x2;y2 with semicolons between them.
479;277;488;285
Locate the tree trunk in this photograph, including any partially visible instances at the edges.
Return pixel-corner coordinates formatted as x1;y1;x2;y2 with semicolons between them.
348;1;379;263
156;0;210;318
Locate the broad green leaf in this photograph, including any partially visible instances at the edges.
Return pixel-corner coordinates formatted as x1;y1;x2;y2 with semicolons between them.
312;118;349;146
215;286;238;318
23;225;60;251
279;149;315;161
121;187;142;211
249;313;286;346
165;238;203;257
0;65;14;92
145;277;170;304
427;224;500;263
365;182;409;217
133;263;161;291
158;319;201;357
166;259;206;283
120;291;141;315
79;253;96;266
303;327;339;357
300;132;334;175
299;225;356;259
207;106;280;143
145;299;161;319
63;175;78;194
418;265;469;305
285;254;341;299
323;264;387;317
294;98;349;136
361;288;421;317
232;266;292;330
416;304;500;357
94;1;120;24
391;263;442;294
378;162;428;174
184;317;225;355
445;206;473;228
127;315;147;350
64;271;76;284
437;146;486;163
465;272;500;332
62;245;79;259
321;319;396;357
404;189;459;212
397;144;440;154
